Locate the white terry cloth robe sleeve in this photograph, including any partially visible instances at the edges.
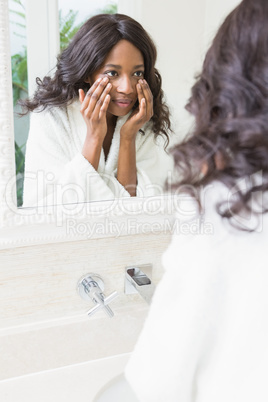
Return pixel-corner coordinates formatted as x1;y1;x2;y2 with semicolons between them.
135;128;173;198
23;99;173;206
125;182;268;402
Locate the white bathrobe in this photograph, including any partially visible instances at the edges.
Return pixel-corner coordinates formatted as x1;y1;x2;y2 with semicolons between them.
23;99;173;206
125;181;268;402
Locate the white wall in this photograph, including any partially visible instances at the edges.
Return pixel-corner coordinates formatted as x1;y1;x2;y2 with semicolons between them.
140;0;206;139
25;0;60;96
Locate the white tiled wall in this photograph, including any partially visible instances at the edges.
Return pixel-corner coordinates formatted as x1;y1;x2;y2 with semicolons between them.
0;232;170;380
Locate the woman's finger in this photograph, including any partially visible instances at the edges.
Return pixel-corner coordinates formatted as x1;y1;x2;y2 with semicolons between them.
80;79;100;113
81;77;108;114
87;82;112;119
139;79;153;118
134;97;146;121
81;78;101;104
139;97;146;115
79;89;85;103
140;79;153;100
137;82;144;104
99;94;111;119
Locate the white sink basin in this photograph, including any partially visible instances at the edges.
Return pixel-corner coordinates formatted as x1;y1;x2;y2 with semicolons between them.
94;373;139;402
0;353;132;402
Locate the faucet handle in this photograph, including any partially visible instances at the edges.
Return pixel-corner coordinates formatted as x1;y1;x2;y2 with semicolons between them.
87;290;118;318
77;274;118;318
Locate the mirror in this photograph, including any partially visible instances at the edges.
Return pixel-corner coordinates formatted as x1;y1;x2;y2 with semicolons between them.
10;0;176;208
1;0;241;246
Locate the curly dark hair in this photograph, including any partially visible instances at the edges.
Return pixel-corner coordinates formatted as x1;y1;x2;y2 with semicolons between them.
171;0;268;229
19;13;171;144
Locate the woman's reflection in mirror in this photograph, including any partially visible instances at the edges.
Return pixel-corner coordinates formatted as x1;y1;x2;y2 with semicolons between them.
20;14;173;207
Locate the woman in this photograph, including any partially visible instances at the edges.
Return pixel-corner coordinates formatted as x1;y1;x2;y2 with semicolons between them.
21;13;172;206
125;0;268;401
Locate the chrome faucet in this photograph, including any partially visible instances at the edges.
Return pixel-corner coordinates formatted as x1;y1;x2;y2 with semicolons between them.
77;274;118;318
125;264;156;304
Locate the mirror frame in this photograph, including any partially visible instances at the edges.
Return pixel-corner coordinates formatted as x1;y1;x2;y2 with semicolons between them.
0;0;177;250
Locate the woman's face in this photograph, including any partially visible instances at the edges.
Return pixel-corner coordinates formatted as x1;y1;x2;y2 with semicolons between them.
89;39;145;117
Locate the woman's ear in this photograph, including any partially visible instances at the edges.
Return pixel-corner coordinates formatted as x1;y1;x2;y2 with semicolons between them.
84;77;91;84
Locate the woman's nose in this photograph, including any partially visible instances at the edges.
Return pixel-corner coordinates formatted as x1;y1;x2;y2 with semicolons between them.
116;76;134;94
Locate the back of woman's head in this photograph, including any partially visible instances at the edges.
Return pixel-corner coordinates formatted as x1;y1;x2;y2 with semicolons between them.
172;0;268;227
189;0;268;127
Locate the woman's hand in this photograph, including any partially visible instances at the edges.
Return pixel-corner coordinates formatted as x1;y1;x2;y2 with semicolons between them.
120;79;154;140
79;77;112;144
79;77;111;169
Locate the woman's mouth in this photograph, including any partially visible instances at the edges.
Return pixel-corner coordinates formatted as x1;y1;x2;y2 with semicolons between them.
112;98;133;108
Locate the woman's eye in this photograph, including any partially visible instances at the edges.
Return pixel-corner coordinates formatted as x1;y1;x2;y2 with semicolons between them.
134;71;144;77
105;71;117;77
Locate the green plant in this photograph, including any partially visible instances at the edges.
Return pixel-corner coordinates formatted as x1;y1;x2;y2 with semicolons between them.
15;142;26;206
9;0;27;206
10;0;27;105
11;49;28;106
10;39;27;207
59;10;83;51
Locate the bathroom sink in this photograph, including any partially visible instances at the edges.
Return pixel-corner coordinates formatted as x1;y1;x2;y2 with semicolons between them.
1;354;133;402
93;373;139;402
